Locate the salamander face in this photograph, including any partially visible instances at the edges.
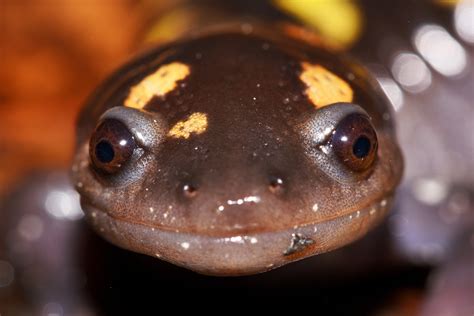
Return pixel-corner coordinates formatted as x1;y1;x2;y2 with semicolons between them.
72;29;403;275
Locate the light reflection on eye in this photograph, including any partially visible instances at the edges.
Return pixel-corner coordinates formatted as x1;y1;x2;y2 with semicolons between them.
391;52;432;93
455;0;474;44
413;24;468;77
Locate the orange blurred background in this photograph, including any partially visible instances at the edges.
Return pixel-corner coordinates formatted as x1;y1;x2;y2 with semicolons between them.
0;0;178;197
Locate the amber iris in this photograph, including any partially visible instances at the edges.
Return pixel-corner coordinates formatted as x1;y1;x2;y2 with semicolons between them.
89;119;136;174
332;113;378;172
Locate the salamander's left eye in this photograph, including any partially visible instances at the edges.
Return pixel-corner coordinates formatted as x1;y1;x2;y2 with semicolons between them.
89;119;136;174
331;113;378;172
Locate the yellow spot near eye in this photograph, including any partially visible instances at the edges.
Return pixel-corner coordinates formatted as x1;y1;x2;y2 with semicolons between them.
168;112;208;139
124;62;190;109
299;62;353;108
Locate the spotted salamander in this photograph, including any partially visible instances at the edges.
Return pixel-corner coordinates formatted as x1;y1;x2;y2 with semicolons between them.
71;24;402;275
2;1;474;315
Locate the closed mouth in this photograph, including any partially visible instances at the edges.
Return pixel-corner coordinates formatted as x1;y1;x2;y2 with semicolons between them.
81;194;393;275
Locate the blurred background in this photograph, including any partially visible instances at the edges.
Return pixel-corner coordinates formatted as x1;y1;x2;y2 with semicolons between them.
0;0;473;315
0;0;174;197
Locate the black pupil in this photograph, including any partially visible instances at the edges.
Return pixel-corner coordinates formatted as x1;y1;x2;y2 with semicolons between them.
352;136;371;159
95;140;115;163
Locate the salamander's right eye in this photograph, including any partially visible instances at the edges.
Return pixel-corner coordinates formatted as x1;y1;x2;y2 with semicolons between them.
89;119;136;174
331;113;378;173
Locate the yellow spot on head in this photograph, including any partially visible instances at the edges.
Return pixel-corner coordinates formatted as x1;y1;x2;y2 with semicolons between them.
124;62;190;109
299;62;353;108
168;112;208;139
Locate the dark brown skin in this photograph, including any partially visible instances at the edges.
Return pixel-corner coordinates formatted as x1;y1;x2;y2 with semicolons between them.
72;26;403;275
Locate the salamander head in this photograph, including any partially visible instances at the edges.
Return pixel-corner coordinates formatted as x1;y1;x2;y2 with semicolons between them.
72;30;402;275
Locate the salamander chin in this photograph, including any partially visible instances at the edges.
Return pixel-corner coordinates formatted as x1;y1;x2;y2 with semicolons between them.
82;195;393;276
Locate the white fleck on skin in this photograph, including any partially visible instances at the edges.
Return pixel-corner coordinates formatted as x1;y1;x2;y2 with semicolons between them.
217;205;225;212
222;236;258;244
312;203;319;212
349;215;353;220
155;253;161;258
323;127;333;136
244;196;261;203
380;199;387;207
370;208;377;215
319;144;330;155
226;196;261;206
91;212;97;218
180;242;190;250
314;227;318;233
232;224;244;230
163;212;168;219
356;210;361;218
149;207;154;213
229;236;244;243
135;131;145;143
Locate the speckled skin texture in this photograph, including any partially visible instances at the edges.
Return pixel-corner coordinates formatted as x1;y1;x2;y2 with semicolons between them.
72;27;403;275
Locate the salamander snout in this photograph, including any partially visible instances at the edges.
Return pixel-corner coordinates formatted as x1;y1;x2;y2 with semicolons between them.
160;162;326;236
178;175;287;201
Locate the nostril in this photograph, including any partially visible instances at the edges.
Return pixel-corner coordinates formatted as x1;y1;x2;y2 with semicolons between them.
269;176;285;194
182;183;198;198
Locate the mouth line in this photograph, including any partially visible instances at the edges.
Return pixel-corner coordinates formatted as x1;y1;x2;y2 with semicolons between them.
83;194;393;239
84;194;394;275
